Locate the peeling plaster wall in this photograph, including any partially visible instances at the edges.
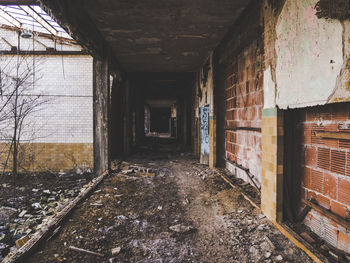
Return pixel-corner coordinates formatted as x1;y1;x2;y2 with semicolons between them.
274;0;345;109
198;54;214;114
195;54;215;166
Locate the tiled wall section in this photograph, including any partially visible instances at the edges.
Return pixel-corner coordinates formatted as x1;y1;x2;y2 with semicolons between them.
0;143;93;172
225;38;264;185
261;108;284;222
300;103;350;253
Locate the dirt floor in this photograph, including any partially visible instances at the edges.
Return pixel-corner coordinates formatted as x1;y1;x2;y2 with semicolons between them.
25;139;313;263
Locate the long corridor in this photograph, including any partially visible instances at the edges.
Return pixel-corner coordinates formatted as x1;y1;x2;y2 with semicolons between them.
27;140;312;263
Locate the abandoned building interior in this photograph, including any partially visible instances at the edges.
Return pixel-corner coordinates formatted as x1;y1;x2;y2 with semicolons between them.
0;0;350;262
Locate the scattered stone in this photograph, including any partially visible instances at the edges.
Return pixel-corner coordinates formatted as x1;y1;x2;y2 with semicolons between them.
32;203;41;209
169;224;196;234
257;224;265;231
0;207;17;224
111;246;121;255
43;190;51;195
265;236;276;250
0;243;9;257
157;206;162;210
275;255;283;261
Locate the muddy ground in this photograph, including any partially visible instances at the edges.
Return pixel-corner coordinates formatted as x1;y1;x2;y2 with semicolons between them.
25;140;313;263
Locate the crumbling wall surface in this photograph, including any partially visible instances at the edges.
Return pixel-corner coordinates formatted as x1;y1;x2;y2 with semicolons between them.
300;103;350;253
196;55;215;166
274;0;347;109
93;57;110;174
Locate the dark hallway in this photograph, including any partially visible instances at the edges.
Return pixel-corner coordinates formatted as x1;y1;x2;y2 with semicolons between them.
2;0;350;262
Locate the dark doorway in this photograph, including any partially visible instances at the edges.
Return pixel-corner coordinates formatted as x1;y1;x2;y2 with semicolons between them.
150;107;171;133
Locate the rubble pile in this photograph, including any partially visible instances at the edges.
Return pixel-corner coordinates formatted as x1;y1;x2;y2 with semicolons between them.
120;162;156;177
0;172;93;261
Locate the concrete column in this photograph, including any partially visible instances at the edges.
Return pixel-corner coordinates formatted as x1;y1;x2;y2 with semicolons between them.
93;57;110;174
261;107;284;222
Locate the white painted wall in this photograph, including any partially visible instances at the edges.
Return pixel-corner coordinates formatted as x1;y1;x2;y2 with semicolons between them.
0;27;93;144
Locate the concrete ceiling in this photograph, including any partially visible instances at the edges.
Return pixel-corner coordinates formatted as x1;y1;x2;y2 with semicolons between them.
81;0;250;72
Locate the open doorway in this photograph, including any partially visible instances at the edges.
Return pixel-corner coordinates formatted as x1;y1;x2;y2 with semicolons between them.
144;100;177;138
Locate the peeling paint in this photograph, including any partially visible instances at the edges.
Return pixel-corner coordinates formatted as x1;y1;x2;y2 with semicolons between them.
275;0;344;109
328;21;350;103
263;65;276;108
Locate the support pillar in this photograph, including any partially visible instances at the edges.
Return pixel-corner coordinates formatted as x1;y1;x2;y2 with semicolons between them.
93;57;110;174
209;116;216;168
261;107;284;222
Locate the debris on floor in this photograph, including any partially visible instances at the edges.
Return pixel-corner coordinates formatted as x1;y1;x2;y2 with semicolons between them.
24;143;313;263
0;172;94;261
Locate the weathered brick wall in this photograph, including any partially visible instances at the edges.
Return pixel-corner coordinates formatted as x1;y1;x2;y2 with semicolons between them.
300;103;350;253
225;38;264;186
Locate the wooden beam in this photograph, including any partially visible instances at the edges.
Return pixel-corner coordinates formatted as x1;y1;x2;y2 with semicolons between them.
214;168;260;210
271;221;329;263
302;198;350;230
314;131;350;140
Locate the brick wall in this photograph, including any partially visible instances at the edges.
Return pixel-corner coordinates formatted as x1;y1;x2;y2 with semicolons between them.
300;103;350;253
225;38;264;186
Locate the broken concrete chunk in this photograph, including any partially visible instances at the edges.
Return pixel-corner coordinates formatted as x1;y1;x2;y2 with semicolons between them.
111;246;121;255
169;224;196;234
275;255;283;261
18;210;27;218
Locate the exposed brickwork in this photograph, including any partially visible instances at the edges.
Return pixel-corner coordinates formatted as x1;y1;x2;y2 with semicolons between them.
225;38;264;185
300;103;350;253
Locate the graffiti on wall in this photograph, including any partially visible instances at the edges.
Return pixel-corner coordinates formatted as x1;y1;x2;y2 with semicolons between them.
200;106;210;164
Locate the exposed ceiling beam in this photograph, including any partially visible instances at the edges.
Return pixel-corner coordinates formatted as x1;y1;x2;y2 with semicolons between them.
19;5;58;35
0;7;21;27
0;0;37;4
